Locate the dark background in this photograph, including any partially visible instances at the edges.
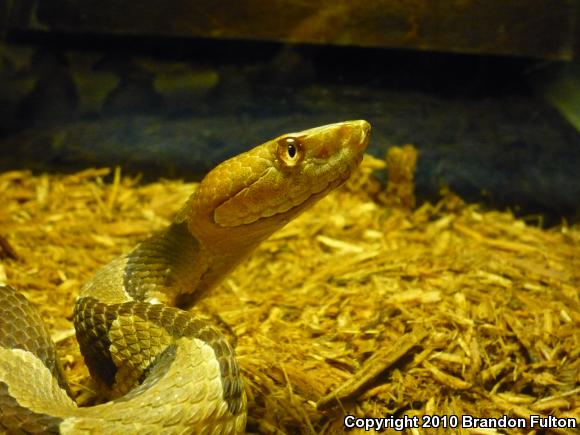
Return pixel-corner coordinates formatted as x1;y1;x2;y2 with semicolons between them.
1;1;579;225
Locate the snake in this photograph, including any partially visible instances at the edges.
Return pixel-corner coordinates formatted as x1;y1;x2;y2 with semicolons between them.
0;120;370;434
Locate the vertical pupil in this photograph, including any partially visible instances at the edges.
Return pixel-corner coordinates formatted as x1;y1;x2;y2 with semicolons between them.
287;142;296;158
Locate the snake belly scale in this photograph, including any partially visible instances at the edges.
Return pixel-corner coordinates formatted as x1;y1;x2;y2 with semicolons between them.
0;120;370;434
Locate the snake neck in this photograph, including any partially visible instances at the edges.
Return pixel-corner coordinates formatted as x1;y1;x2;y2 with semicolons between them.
120;220;206;307
122;217;256;309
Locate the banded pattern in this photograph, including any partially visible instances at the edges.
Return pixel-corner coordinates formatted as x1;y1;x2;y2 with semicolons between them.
0;120;370;433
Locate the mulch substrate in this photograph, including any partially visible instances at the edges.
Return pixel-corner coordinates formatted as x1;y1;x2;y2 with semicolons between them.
0;150;578;434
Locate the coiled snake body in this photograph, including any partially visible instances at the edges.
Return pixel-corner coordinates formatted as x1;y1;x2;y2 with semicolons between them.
0;120;370;433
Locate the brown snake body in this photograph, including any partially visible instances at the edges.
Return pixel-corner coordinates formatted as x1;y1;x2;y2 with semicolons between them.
0;120;370;433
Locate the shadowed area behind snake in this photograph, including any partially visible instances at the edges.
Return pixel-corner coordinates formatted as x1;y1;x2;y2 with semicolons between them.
0;120;370;434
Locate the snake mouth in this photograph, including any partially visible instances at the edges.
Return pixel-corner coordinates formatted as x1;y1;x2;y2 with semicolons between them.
214;151;359;228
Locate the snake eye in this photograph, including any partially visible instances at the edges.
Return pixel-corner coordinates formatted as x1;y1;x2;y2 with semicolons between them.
277;137;304;167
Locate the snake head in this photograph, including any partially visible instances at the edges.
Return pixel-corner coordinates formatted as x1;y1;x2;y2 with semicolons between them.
188;120;371;250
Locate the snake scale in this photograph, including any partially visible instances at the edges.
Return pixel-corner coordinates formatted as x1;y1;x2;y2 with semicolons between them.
0;120;370;434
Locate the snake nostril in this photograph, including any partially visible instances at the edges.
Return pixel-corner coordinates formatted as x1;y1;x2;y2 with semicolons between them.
363;121;371;136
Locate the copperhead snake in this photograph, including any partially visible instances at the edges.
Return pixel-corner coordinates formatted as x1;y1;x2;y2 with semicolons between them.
0;120;371;434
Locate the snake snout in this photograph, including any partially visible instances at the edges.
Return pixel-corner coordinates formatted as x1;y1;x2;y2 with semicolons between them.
341;119;371;154
357;120;371;151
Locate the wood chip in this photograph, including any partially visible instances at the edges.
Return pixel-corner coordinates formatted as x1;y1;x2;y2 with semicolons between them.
1;154;578;433
316;328;428;410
